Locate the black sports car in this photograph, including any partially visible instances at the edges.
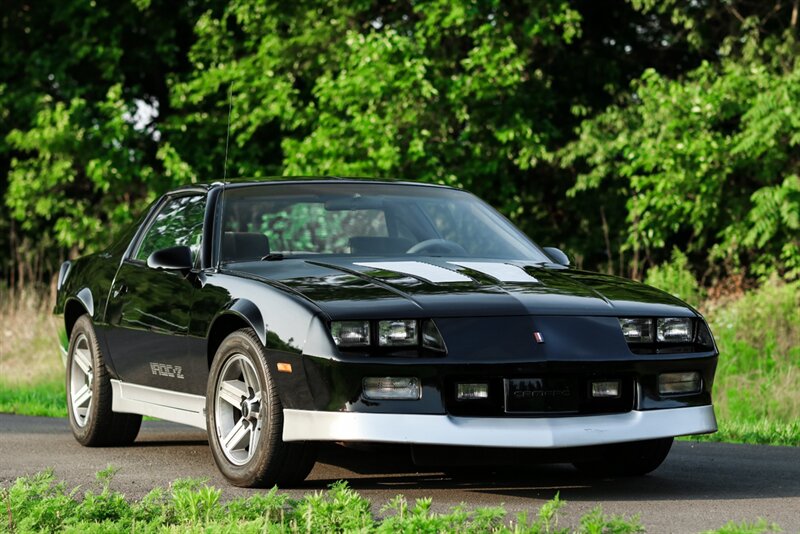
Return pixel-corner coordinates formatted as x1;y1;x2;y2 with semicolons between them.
56;179;718;487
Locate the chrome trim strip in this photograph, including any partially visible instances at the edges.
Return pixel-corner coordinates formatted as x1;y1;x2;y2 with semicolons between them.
282;405;717;447
111;380;206;430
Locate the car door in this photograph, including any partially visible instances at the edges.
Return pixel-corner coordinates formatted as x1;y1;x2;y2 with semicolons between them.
104;193;207;395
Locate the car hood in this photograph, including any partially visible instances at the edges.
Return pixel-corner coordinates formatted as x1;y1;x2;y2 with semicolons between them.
227;257;695;319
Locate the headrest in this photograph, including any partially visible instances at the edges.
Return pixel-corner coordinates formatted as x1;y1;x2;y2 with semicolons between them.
222;232;270;262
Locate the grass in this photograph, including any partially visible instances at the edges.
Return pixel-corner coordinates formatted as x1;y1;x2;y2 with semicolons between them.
0;468;782;533
1;280;798;445
683;419;800;447
0;378;65;418
0;286;67;419
697;278;800;446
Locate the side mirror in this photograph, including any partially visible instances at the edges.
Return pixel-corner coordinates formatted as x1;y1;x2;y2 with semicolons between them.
543;247;572;267
147;245;194;273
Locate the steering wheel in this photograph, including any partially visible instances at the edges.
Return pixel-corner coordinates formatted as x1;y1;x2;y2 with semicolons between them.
406;239;468;256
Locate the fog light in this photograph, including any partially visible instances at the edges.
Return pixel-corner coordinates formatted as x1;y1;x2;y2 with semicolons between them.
456;383;489;400
591;380;621;398
659;372;701;395
363;377;420;400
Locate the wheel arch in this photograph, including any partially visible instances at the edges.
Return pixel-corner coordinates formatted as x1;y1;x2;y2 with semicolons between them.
206;299;266;368
64;288;95;338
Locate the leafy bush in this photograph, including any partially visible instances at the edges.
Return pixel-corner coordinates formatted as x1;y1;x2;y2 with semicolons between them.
705;278;800;428
644;248;704;308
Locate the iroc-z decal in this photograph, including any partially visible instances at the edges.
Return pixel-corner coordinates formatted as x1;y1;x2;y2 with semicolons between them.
150;362;185;379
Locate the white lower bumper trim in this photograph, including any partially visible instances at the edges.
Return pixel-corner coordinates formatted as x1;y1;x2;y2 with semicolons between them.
111;380;206;430
282;405;717;448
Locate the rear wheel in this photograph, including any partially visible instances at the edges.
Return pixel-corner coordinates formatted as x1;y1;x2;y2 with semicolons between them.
206;328;317;487
67;315;142;446
572;437;674;476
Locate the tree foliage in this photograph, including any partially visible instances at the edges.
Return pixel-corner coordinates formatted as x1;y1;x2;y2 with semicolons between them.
2;0;799;285
562;24;800;280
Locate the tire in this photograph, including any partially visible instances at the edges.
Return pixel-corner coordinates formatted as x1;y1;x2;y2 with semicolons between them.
206;328;317;488
572;437;674;476
66;315;142;446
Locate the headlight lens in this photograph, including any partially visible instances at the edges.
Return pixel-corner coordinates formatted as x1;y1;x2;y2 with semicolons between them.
656;318;693;343
331;321;370;347
619;317;708;352
619;318;654;343
330;319;447;355
378;320;417;346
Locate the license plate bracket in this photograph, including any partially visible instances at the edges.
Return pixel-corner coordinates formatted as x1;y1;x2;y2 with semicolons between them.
504;377;579;414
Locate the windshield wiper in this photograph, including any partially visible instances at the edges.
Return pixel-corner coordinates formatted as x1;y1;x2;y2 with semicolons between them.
261;253;285;261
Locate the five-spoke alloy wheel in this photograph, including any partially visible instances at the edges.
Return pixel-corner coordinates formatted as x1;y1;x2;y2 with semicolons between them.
207;328;317;487
214;354;263;465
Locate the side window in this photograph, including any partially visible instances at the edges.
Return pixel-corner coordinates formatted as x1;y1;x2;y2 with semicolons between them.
135;195;206;264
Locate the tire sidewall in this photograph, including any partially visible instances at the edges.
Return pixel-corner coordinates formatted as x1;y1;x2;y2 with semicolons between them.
66;316;102;444
206;330;277;486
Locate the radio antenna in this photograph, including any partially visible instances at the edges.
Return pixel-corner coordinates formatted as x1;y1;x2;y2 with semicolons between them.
223;83;233;181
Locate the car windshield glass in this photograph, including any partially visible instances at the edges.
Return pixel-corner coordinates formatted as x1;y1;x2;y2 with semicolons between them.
219;183;549;263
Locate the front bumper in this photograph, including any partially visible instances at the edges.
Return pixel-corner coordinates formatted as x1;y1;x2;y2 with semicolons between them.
282;404;717;447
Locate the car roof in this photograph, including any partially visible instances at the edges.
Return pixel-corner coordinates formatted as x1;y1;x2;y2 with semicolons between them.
167;176;457;195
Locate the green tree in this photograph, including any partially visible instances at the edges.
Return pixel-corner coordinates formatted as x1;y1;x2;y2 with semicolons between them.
562;20;800;280
0;0;211;282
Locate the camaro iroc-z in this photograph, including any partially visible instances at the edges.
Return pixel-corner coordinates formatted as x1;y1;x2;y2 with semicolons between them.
55;179;718;487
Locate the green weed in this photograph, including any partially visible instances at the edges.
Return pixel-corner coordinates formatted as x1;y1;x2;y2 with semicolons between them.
701;519;782;534
0;469;781;533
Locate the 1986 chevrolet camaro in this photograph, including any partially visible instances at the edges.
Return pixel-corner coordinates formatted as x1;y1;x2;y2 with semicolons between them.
55;179;718;487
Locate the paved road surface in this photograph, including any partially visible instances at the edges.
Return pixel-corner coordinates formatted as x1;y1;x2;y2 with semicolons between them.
1;414;798;532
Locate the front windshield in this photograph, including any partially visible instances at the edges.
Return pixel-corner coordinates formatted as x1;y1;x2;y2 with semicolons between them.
219;182;549;263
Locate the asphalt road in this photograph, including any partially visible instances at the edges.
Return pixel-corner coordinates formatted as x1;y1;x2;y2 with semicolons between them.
1;414;798;533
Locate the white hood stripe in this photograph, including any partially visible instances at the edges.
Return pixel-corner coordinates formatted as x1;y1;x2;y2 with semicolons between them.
354;261;472;283
448;261;539;283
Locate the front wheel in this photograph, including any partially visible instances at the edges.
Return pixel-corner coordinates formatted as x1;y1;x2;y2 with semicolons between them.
206;328;316;487
572;437;674;476
66;315;142;446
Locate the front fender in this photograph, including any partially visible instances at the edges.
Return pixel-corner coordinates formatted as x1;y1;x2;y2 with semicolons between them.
221;298;267;346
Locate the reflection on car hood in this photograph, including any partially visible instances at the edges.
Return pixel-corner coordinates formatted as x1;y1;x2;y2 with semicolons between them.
227;257;696;319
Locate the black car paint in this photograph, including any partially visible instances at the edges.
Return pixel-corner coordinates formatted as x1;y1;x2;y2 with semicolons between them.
55;180;717;419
